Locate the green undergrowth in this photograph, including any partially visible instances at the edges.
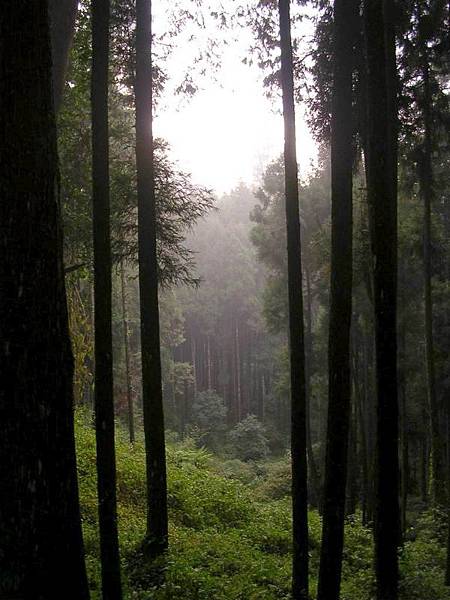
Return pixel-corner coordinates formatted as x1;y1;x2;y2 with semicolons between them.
75;410;450;599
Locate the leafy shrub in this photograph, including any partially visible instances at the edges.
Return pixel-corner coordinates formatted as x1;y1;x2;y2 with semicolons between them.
255;455;292;500
189;390;227;450
228;414;269;462
74;410;450;600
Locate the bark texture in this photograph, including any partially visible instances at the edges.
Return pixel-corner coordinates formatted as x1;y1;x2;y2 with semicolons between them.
135;0;169;556
49;0;78;110
364;0;400;598
317;1;356;597
91;0;122;597
0;2;89;598
278;1;309;598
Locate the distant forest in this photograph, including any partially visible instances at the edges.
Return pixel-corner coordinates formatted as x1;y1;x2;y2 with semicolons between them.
1;1;450;600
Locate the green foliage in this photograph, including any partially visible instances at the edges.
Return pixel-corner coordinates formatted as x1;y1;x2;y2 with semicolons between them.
59;4;215;286
254;455;292;500
190;391;227;451
75;411;450;600
228;414;269;462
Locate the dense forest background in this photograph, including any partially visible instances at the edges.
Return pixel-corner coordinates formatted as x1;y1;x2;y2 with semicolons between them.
1;0;450;599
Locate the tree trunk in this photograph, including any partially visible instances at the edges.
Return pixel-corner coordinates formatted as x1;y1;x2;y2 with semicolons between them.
48;0;78;110
191;334;198;399
121;262;135;443
317;0;355;597
91;0;122;596
207;335;212;390
445;398;450;585
305;264;321;508
135;0;168;556
278;2;309;597
0;2;89;597
419;51;446;508
364;1;400;597
235;321;242;421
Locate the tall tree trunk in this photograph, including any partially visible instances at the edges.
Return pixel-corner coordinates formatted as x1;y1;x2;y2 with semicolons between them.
91;0;122;596
207;335;212;390
354;345;370;524
364;1;400;597
278;2;309;597
305;264;321;508
399;321;408;536
0;2;89;597
446;398;450;585
419;50;446;507
191;335;198;399
135;0;168;556
346;406;359;517
121;262;135;444
317;0;355;597
235;321;242;421
48;0;78;110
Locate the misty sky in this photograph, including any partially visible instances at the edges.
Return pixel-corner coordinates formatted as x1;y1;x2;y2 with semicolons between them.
153;2;318;195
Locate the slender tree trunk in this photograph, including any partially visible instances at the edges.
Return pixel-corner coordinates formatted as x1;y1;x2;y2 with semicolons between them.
421;427;429;504
120;262;135;443
191;335;198;399
0;2;89;597
346;407;359;517
317;1;355;597
135;0;168;556
355;346;370;524
91;1;122;596
399;322;408;536
446;398;450;584
207;335;212;390
235;321;242;421
419;52;446;508
48;0;78;110
305;264;321;507
364;1;400;597
278;2;309;597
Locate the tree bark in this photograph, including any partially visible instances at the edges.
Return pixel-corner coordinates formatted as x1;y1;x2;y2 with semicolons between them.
305;264;321;508
278;2;309;598
120;262;135;444
364;1;400;597
91;0;123;596
418;48;446;508
317;0;355;597
48;0;78;110
0;2;89;598
135;0;169;556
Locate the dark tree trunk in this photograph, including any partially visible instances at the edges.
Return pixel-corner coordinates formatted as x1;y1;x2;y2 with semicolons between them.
0;2;89;598
278;2;309;598
235;321;242;421
354;345;370;524
399;322;408;536
135;0;169;556
446;398;450;585
421;427;429;504
192;335;198;398
48;0;78;110
364;1;400;598
121;262;135;444
305;264;321;508
207;335;212;390
418;50;446;508
91;0;122;596
317;0;355;597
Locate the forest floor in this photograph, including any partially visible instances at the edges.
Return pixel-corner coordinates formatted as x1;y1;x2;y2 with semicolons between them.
76;410;449;600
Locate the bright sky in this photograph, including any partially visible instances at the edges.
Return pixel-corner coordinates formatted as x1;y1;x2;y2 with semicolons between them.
153;4;318;195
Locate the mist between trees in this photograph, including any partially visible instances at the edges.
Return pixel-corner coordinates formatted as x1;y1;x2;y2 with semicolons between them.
1;1;450;600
